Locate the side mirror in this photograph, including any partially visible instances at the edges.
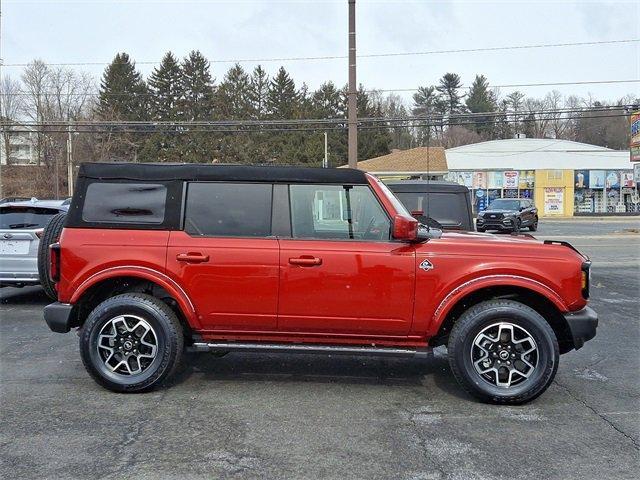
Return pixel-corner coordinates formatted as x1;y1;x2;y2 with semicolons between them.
392;215;418;242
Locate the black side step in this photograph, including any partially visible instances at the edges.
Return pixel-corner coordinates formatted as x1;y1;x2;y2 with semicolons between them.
188;342;432;359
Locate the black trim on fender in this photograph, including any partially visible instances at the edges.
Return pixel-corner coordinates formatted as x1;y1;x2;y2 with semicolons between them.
44;302;74;333
563;306;598;350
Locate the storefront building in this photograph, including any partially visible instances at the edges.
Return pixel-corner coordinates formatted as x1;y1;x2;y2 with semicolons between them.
445;139;637;217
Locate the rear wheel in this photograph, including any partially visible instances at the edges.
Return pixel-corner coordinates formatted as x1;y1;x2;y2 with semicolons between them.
79;293;184;393
448;299;559;404
37;212;66;300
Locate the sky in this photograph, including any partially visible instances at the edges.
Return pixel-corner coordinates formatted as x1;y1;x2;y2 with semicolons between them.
1;0;639;105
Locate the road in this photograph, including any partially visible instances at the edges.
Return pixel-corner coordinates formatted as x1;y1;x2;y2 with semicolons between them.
1;219;638;479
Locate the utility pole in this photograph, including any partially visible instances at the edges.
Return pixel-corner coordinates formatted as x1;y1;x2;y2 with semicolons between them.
66;124;74;196
323;131;328;168
347;0;357;168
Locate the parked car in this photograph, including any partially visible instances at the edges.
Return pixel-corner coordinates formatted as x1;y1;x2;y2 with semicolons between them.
0;199;68;289
0;196;31;204
43;163;596;404
476;198;538;233
387;180;474;231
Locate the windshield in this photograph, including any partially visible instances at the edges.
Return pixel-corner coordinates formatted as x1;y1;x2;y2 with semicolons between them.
488;199;520;210
0;206;59;229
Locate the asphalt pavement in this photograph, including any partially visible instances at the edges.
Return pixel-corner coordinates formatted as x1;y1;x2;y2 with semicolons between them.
1;219;638;479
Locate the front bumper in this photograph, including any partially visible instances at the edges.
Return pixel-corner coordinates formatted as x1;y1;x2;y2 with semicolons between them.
563;306;598;350
44;302;74;333
476;218;516;230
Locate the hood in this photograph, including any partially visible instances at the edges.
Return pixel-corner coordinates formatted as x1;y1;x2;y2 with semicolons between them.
418;230;586;262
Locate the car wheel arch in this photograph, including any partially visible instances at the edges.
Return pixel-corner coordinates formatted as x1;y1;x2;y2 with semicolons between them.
429;278;574;353
70;268;200;331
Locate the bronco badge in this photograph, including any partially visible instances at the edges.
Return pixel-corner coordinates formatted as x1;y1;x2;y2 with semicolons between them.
419;259;433;271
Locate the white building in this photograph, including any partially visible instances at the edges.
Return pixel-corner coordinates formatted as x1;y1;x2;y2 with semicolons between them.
0;129;38;165
445;139;636;216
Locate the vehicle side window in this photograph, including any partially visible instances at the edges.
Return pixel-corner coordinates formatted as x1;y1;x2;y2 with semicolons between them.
289;184;390;241
82;182;167;224
184;182;272;237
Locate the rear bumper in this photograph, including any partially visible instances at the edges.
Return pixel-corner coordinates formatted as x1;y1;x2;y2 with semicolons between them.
563;306;598;350
44;302;74;333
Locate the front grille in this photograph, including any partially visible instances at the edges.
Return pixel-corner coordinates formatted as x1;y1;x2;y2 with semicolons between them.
485;213;504;220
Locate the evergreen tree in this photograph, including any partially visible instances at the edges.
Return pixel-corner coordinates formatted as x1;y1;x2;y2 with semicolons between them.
179;50;215;162
180;50;215;121
266;67;298;119
436;73;464;116
97;52;147;121
147;52;183;120
311;82;342;118
248;65;269;120
216;63;252;119
412;85;439;144
465;75;497;137
506;91;526;135
355;85;391;160
141;52;184;162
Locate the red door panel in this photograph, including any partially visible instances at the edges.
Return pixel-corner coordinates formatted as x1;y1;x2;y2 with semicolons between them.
166;231;279;331
278;239;416;335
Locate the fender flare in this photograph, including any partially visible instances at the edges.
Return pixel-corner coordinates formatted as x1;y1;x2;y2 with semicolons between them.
70;266;200;329
431;274;568;327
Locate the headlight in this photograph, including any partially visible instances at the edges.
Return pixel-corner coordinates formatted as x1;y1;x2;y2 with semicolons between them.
478;212;485;217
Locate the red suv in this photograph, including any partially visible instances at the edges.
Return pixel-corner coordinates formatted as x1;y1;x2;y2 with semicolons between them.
43;163;597;404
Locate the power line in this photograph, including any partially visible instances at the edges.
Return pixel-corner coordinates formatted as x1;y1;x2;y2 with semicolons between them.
2;105;632;129
1;112;631;135
2;39;637;68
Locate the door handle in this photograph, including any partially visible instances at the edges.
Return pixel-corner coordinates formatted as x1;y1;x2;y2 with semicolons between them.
289;256;322;266
176;252;210;263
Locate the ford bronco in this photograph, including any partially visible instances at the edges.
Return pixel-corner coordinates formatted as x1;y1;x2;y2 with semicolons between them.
43;163;597;404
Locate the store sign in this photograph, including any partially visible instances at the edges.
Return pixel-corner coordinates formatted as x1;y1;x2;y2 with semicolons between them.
473;172;487;189
503;171;519;189
544;188;564;215
519;170;535;189
589;170;605;189
634;163;640;188
621;171;634;187
574;170;589;189
606;171;620;189
631;111;640;162
487;171;503;189
455;172;473;188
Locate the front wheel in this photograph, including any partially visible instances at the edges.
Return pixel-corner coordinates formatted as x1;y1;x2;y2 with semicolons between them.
529;218;538;232
448;299;559;404
79;293;184;392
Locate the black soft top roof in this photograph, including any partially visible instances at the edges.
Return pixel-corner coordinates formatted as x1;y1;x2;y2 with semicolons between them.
386;180;469;193
78;162;368;184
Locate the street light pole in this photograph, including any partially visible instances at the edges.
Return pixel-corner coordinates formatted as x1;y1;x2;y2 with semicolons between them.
347;0;357;169
67;124;73;196
323;131;328;168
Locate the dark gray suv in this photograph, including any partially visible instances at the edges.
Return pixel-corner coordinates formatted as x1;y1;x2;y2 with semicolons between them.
476;198;538;233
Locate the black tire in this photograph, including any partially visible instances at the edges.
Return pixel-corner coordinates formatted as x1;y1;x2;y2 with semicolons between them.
448;299;559;405
37;212;67;300
476;227;486;232
529;218;538;232
79;293;184;393
513;218;521;233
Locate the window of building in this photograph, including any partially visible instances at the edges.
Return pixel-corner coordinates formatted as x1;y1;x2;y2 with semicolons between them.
547;170;563;181
289;184;390;241
82;182;167;224
184;182;272;237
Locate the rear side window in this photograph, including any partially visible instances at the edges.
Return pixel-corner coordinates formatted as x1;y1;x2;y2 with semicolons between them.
0;207;59;229
184;182;272;237
82;183;167;224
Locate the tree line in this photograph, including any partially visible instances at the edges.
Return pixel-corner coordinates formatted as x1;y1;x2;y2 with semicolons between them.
1;50;637;173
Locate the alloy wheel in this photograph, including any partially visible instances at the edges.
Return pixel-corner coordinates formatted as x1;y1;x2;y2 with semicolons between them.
96;314;158;376
470;322;538;388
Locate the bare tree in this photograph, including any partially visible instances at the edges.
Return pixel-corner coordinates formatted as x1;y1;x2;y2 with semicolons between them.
0;75;24;165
